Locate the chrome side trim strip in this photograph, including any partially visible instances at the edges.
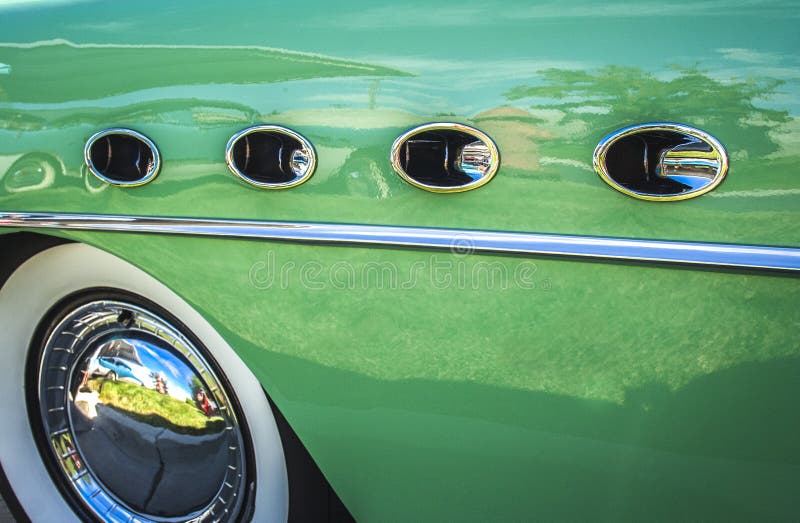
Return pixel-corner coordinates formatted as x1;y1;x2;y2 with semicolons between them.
1;212;798;272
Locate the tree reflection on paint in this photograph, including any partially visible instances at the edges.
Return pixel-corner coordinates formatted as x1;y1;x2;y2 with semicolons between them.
506;65;790;156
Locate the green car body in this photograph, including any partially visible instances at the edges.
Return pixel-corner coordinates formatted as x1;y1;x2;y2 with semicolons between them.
1;0;799;520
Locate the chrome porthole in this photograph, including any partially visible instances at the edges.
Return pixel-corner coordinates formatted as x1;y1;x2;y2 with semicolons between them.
225;125;317;189
33;297;251;522
84;128;161;187
592;122;729;201
390;122;500;193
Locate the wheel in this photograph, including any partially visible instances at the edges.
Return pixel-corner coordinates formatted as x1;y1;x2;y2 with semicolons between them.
0;242;288;522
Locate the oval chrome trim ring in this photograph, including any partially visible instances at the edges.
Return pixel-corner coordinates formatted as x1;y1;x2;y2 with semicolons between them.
84;128;161;188
225;125;317;190
593;122;729;202
1;211;798;272
390;122;501;193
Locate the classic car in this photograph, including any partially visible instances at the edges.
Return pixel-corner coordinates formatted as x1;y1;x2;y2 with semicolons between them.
0;1;798;522
94;356;144;385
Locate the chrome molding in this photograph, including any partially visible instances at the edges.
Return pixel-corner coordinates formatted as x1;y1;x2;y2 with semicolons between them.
1;211;798;272
84;128;161;187
390;122;500;193
593;122;729;201
225;125;317;189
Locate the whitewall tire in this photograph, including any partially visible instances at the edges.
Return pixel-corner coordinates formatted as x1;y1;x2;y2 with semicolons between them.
0;242;288;522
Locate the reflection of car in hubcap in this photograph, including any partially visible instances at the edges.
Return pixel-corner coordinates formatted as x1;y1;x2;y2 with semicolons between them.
32;297;252;522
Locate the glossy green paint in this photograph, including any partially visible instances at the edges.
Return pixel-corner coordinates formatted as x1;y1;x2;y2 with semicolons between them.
1;0;799;520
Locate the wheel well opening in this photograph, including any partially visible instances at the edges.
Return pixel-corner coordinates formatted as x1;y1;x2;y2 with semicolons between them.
0;232;73;291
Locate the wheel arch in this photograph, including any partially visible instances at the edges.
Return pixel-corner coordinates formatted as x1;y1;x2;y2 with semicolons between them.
0;232;354;522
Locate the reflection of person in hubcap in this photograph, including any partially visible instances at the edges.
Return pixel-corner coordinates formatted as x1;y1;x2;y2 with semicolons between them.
195;389;214;416
153;373;168;395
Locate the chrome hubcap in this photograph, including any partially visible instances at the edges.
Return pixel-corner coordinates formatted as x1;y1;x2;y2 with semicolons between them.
35;299;249;522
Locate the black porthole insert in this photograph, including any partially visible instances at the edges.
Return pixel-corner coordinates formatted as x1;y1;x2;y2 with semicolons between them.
84;129;161;187
390;123;500;193
225;125;316;189
593;123;729;201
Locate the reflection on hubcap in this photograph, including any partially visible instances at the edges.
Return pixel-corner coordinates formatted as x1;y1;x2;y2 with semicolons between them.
35;299;249;522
